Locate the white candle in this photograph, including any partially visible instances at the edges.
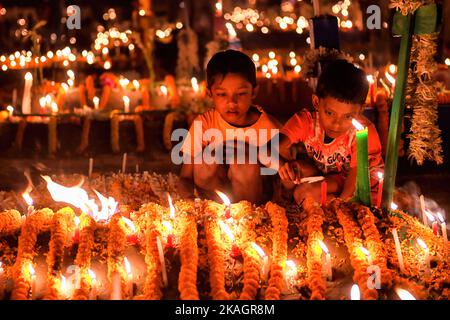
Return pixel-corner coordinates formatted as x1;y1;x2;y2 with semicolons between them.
395;287;416;300
156;236;169;287
6;105;14;118
61;275;69;299
391;228;405;273
93;96;99;110
88;158;94;178
416;238;430;275
123;96;130;113
437;213;448;257
88;269;97;300
29;263;36;299
133;80;140;90
251;242;269;281
121;153;127;173
110;272;122;300
191;77;199;93
22;72;33;114
419;195;428;226
124;257;133;298
318;240;332;280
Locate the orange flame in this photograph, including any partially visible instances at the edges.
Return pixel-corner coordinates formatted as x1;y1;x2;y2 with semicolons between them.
350;284;360;300
167;194;175;219
215;190;231;206
219;220;235;241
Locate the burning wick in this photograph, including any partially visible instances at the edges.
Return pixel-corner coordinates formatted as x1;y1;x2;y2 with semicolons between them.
359;247;372;265
390;202;398;211
216;190;231;219
219;220;240;258
350;284;360;300
156;236;169;287
318;240;332;281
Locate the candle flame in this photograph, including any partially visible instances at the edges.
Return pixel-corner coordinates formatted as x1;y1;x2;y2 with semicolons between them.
122;95;130;105
377;171;383;180
124;257;132;276
88;269;96;282
7;105;14;113
191;77;199;93
133;80;140;90
215;190;231;206
39;97;46;108
22;192;33;206
51;102;58;113
390;202;398;210
24;72;32;80
0;261;3;270
286;260;296;273
366;75;375;84
425;210;435;222
61;275;67;292
318;240;329;254
28;263;35;277
167;193;175;219
160;85;168;96
67;70;75;79
351;119;365;131
162;220;173;233
359;247;371;258
219;220;235;241
74;215;80;227
437;212;445;224
416;238;428;250
395;288;416;300
350;284;361;300
122;216;136;233
93;96;99;106
61;83;69;92
251;242;266;258
388;64;397;74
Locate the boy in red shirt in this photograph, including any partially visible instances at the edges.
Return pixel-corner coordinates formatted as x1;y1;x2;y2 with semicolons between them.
278;60;384;204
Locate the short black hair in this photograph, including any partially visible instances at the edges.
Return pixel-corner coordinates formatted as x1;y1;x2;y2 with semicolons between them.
206;50;257;89
316;60;369;105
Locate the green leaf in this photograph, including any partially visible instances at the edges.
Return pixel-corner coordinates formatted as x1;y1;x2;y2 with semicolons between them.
414;4;439;34
392;11;408;37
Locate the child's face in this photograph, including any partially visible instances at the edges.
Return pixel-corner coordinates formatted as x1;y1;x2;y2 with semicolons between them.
208;73;256;126
313;95;362;139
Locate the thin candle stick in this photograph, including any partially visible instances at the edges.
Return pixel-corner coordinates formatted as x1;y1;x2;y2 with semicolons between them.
392;228;405;273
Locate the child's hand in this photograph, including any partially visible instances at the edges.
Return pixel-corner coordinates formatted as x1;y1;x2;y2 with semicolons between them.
278;161;302;185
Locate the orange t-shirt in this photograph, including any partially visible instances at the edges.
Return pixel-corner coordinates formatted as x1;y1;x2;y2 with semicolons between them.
181;106;281;160
281;110;384;197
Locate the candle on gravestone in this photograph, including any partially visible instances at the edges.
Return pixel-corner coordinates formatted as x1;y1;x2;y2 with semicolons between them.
318;240;332;281
352;119;372;206
416;238;430;275
122;153;127;173
350;284;360;300
156;236;169;287
22;72;33;114
391;228;405;273
376;172;384;208
88;158;94;178
110;272;122;300
320;180;327;207
419;195;428;226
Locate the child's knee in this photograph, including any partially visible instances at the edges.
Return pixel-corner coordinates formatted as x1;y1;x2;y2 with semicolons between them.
228;163;261;185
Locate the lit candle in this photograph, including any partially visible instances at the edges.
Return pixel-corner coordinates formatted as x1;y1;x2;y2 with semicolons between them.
88;158;94;178
121;153;127;173
162;221;174;248
395;287;416;300
359;246;372;265
391;202;398;211
22;72;33;114
318;240;332;280
391;228;405;273
425;211;438;236
216;190;231;219
61;275;69;299
160;85;168;97
376;172;384;208
39;96;46;113
215;0;223;17
320;180;327;207
285;260;297;286
29;263;36;299
437;213;448;250
73;216;80;244
51;102;58;114
88;269;97;300
22;192;34;217
416;238;430;275
352;119;371;206
122;216;139;245
123;95;130;113
367;75;375;108
219;220;240;258
124;257;133;298
419;195;428;226
93;96;99;110
191;77;199;94
0;261;5;299
133;80;140;90
6;105;14;119
156;236;169;287
110;271;122;300
252;242;269;281
350;284;360;300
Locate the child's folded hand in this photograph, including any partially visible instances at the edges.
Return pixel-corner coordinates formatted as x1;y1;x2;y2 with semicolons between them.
278;161;302;184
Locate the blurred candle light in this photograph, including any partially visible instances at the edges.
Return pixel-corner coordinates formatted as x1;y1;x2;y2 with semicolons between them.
93;96;99;110
123;95;130;113
350;284;360;300
395;287;416;300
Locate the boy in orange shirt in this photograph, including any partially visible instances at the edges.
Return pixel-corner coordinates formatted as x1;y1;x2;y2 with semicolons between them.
278;60;384;204
176;50;281;204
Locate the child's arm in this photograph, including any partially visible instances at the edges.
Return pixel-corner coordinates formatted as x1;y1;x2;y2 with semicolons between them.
178;163;195;199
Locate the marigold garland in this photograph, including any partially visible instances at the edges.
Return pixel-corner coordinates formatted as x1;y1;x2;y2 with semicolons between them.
11;208;54;300
0;210;22;235
176;200;199;300
44;207;75;300
204;200;230;300
107;213;129;299
303;197;327;300
351;203;394;288
330;199;378;300
72;213;96;300
264;202;288;300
